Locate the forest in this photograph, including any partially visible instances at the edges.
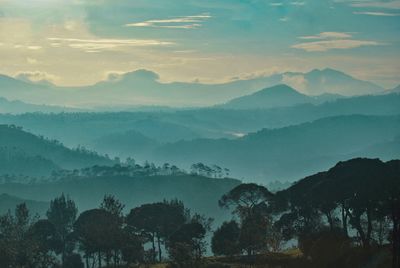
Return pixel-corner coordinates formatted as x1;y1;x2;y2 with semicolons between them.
1;158;399;268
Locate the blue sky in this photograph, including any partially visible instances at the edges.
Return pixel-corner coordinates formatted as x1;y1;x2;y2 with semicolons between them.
0;0;399;87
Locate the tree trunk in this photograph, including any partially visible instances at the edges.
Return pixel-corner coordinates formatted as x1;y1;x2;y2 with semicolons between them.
157;235;162;262
152;233;156;263
106;254;110;268
392;204;400;268
346;208;368;248
341;203;348;236
61;238;66;267
325;211;333;231
98;251;102;268
366;206;373;249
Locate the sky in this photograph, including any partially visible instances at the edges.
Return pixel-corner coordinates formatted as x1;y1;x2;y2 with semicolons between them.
0;0;399;88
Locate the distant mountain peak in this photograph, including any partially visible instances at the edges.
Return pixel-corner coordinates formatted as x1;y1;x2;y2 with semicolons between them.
392;85;400;93
258;84;301;93
308;68;348;77
221;84;311;109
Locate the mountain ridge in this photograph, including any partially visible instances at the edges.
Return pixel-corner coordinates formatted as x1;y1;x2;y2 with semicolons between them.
0;68;386;108
220;84;342;109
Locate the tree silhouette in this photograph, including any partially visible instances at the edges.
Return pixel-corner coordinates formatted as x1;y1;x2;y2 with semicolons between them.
127;200;188;263
211;220;241;256
74;208;121;268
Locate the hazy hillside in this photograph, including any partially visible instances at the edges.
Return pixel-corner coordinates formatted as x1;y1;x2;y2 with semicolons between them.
0;97;83;114
93;130;159;158
153;115;400;182
0;93;399;153
0;193;49;216
0;93;398;165
0;175;241;223
0;125;113;175
0;147;59;176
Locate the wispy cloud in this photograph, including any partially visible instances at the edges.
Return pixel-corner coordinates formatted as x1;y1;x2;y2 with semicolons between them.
15;71;59;83
125;14;211;29
47;37;174;52
353;11;400;16
350;0;400;9
299;32;352;40
270;1;305;6
293;32;382;51
291;1;306;6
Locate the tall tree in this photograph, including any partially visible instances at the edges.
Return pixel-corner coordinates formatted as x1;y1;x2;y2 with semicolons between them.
127;200;188;262
219;183;273;220
74;209;121;268
47;194;78;265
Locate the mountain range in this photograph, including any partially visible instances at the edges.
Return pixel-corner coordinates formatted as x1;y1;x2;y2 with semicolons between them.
0;68;386;108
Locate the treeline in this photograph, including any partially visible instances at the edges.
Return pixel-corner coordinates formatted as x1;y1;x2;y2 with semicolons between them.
49;161;229;181
0;195;212;268
0;159;231;184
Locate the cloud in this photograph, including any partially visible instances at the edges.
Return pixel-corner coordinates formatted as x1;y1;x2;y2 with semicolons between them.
293;32;382;52
26;57;38;64
349;0;400;9
282;74;308;91
125;14;211;29
293;39;381;52
270;1;305;6
290;1;306;6
353;11;400;16
47;37;174;52
15;71;59;84
270;3;284;6
299;32;352;40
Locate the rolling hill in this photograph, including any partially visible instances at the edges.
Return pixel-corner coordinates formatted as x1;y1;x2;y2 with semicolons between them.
0;125;114;175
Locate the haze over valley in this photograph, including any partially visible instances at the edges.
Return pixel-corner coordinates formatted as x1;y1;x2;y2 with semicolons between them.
1;0;400;267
